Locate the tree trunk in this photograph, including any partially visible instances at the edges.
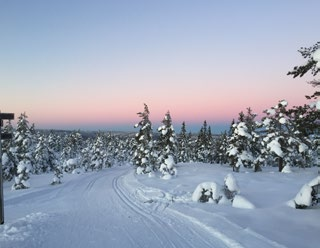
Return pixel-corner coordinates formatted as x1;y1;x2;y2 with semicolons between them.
254;162;262;172
278;157;284;172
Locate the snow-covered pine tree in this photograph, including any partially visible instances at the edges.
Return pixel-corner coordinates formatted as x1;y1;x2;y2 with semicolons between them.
12;113;33;190
157;111;178;178
90;134;106;171
226;109;261;172
212;131;229;165
207;126;214;163
177;122;192;163
195;121;212;163
111;135;130;166
287;41;320;88
34;134;51;174
226;121;254;172
287;42;320;167
1;120;16;181
80;138;93;171
105;133;116;168
243;108;262;172
132;104;154;174
61;131;83;172
261;100;311;171
51;161;63;185
48;131;62;154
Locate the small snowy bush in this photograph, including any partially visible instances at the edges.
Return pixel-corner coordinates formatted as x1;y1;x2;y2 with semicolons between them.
12;160;32;190
223;173;240;200
192;182;222;203
281;165;292;173
160;155;177;179
293;176;320;209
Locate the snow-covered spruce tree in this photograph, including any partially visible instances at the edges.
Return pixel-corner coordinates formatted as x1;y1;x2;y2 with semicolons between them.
194;121;213;163
34;134;51;174
287;42;320;126
12;113;33;190
287;42;320;167
105;133;117;167
177;122;192;163
132;104;154;174
261;100;311;171
51;161;63;185
212;131;229;165
287;41;320;89
90;134;107;171
157;111;178;178
243;108;263;172
80;138;94;171
1;120;16;181
226;108;261;172
48;131;63;154
111;135;130;166
287;104;320;137
226;122;254;172
60;131;83;172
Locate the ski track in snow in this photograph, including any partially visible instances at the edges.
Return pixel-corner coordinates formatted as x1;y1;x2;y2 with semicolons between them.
117;170;287;248
0;166;288;248
113;172;229;248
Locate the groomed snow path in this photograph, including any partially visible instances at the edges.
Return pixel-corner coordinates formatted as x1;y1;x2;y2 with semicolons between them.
1;166;286;248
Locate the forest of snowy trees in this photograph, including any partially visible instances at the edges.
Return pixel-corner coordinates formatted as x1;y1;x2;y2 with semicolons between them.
1;42;320;189
1;94;319;190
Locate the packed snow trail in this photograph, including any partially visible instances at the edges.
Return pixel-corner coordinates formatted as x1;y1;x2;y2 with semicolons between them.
1;167;234;248
1;166;289;248
117;168;287;248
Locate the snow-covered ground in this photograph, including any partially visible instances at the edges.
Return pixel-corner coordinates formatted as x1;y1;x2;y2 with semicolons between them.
1;163;320;248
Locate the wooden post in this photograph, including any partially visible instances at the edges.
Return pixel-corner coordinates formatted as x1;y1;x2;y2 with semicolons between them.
0;112;14;224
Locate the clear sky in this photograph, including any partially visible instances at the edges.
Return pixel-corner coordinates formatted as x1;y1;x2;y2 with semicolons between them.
0;0;318;133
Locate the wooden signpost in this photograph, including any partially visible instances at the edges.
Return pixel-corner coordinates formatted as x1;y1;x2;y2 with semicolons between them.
0;112;14;224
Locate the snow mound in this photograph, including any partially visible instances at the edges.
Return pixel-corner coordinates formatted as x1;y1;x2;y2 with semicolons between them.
0;213;49;242
161;174;173;180
232;195;255;209
307;175;320;187
294;184;313;207
136;166;144;175
292;176;320;208
72;168;84;174
281;165;292;173
224;173;240;193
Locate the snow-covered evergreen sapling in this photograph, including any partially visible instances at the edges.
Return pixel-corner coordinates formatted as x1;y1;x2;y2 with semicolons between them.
223;173;240;200
226;122;254;172
192;182;222;203
132;103;154;174
51;162;63;185
293;176;320;209
261;100;312;171
194;121;213;163
157;111;178;179
11;113;33;189
177;121;192;163
12;160;32;190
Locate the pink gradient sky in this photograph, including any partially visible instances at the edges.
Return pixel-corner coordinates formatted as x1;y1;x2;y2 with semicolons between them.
0;0;318;133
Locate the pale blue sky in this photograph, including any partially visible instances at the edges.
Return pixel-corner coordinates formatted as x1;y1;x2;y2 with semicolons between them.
0;0;318;133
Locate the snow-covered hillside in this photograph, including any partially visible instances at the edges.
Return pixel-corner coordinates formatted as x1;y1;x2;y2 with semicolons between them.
1;163;320;248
